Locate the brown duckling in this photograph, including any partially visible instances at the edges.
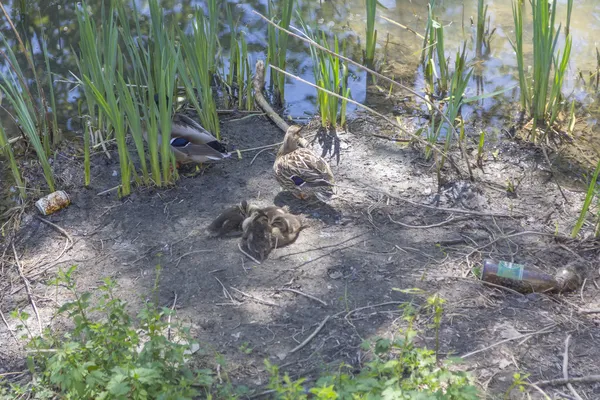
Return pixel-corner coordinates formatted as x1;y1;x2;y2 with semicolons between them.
240;209;274;262
270;213;304;248
207;200;257;237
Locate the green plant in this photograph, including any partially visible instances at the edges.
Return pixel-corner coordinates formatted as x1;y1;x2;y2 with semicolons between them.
225;6;255;111
510;0;573;140
475;0;495;58
17;265;215;399
365;0;378;67
476;130;486;167
0;20;56;194
572;162;600;237
267;0;294;103
299;19;351;129
267;295;479;399
0;123;26;199
178;6;221;138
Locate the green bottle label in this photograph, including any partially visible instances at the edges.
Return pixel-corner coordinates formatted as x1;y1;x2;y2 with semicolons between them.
496;261;524;280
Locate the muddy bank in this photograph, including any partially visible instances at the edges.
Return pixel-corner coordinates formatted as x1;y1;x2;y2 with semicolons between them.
1;112;600;398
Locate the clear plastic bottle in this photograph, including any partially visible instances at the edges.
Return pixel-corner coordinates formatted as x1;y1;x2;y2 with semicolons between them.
481;259;560;293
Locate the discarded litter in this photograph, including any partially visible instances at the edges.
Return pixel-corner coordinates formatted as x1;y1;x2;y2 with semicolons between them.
35;190;71;216
481;259;581;294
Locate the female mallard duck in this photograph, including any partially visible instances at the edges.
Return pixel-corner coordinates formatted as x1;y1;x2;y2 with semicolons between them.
149;95;230;165
273;125;335;202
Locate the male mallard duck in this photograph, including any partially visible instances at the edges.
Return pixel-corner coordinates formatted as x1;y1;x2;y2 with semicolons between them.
167;113;230;165
273;125;335;202
149;95;230;165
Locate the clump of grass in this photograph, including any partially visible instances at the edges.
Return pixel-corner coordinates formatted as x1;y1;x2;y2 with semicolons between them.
474;0;495;58
0;124;26;199
422;1;449;97
0;6;56;196
510;0;573;140
365;0;378;67
225;5;254;111
179;5;221;139
267;0;294;104
300;19;351;129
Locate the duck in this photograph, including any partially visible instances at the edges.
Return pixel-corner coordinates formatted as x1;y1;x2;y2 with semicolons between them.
240;209;274;262
207;200;256;237
240;206;305;261
270;212;304;248
273;125;335;202
149;95;230;165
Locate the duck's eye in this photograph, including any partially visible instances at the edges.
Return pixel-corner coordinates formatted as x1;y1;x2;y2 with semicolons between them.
170;137;189;147
290;176;304;186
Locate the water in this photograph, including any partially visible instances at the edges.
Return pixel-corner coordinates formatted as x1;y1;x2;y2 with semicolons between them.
1;0;600;139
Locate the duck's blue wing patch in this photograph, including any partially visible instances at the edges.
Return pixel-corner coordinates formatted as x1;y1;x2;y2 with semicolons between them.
290;176;305;186
170;137;190;147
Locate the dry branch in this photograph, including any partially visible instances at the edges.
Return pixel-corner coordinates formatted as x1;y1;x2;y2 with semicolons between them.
289;315;330;354
253;60;289;134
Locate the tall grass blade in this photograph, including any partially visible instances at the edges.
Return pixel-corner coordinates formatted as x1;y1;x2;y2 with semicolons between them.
0;124;26;199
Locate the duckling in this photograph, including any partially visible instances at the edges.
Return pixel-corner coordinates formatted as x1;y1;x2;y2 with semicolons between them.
148;95;230;165
274;125;335;202
270;212;304;248
240;210;274;262
207;200;258;237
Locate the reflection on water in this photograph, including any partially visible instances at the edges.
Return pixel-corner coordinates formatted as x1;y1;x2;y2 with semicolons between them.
1;0;600;137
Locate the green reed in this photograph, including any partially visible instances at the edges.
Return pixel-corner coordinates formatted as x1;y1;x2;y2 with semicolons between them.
42;38;60;146
511;0;573;140
475;0;494;58
422;1;449;97
300;18;351;129
178;7;220;138
365;0;378;67
0;6;56;195
572;161;600;237
225;6;254;111
267;0;294;103
0;123;26;199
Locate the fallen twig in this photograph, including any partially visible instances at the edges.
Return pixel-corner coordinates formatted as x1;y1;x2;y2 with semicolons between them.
388;214;459;229
212;275;237;304
280;288;327;306
289;315;330;354
335;301;407;320
36;216;74;262
253;60;289;133
0;307;19;345
12;243;42;335
563;334;584;400
230;287;279;307
460;324;555;359
167;292;178;341
533;375;600;387
238;242;262;265
174;250;213;267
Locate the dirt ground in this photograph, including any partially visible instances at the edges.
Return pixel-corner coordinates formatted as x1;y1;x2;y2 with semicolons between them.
1;107;600;399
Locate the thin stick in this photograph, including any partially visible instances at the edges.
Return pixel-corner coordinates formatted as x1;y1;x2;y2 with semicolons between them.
533;375;600;387
580;278;587;302
388;214;458;228
0;307;19;345
253;60;289;133
238;242;262;265
563;335;584;400
335;301;407;319
174;250;213;267
36;216;73;261
12;243;42;335
230;287;279;307
280;288;328;306
97;185;122;196
167;292;178;341
253;11;473;180
460;324;555;359
379;15;426;39
250;147;272;165
212;275;236;303
289;315;330;354
270;65;464;177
